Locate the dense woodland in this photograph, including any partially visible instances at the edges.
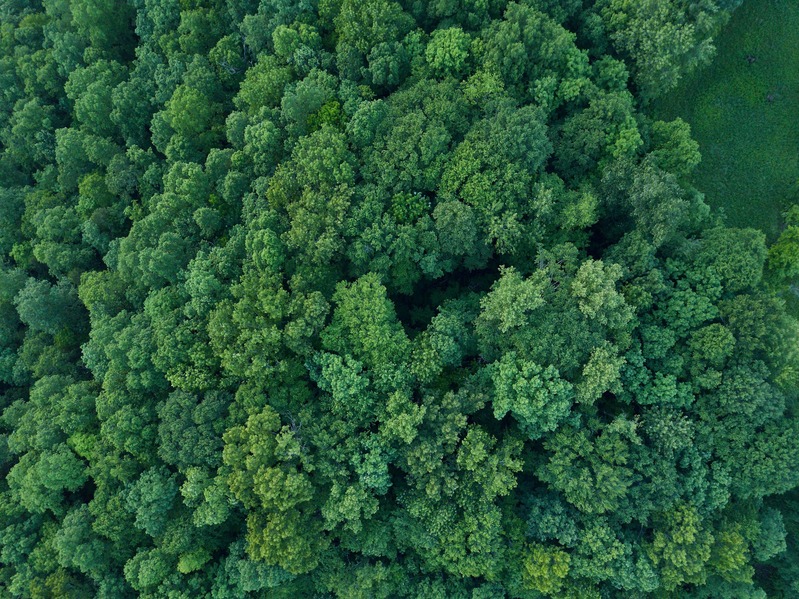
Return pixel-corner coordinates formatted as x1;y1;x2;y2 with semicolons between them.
1;0;799;596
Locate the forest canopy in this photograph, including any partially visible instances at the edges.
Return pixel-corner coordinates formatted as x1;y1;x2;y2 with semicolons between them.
1;0;799;597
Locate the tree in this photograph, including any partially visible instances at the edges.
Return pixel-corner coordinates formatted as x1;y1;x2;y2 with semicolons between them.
599;0;720;100
234;55;294;114
321;273;410;381
334;0;414;57
222;407;324;574
539;416;639;515
425;27;471;78
555;90;640;180
2;98;58;174
64;60;127;139
647;503;714;589
124;467;179;539
156;391;229;470
481;3;589;102
767;205;799;282
647;118;701;177
522;543;571;595
70;0;136;59
13;278;86;337
7;443;88;515
490;352;574;440
694;227;767;294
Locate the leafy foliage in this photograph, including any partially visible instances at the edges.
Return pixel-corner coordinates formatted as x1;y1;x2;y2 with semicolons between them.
0;0;796;597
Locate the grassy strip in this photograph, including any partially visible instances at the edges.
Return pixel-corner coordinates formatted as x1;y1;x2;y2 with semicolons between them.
653;0;799;241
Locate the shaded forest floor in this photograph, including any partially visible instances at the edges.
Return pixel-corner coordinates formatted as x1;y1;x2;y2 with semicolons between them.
653;0;799;242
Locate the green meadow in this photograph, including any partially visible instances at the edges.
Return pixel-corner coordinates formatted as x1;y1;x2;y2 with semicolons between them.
654;0;799;241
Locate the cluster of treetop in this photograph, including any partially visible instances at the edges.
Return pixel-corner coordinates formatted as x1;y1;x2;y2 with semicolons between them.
2;0;798;597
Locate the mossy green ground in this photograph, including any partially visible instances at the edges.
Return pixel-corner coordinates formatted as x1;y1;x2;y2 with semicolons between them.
653;0;799;242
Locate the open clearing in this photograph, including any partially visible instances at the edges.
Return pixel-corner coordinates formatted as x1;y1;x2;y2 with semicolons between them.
653;0;799;241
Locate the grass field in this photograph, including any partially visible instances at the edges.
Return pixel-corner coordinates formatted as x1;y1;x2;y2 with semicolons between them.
653;0;799;242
